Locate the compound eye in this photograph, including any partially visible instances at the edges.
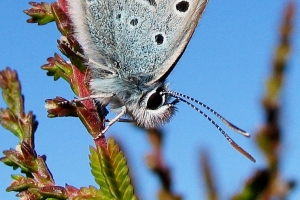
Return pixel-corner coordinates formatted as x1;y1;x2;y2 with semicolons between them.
146;88;165;110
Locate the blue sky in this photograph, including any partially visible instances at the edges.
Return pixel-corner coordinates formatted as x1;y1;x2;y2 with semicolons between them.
0;1;299;199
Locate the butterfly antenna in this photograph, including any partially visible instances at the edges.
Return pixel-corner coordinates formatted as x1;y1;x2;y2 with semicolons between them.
164;91;255;162
166;91;250;137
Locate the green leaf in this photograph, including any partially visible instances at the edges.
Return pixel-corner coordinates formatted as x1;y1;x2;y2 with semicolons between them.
24;2;54;25
0;68;23;116
89;146;114;199
71;186;104;200
7;175;36;192
0;68;38;142
41;54;73;83
51;3;73;36
0;108;23;138
89;138;137;200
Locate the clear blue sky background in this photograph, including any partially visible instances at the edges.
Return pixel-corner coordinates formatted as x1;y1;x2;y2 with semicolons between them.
1;1;299;199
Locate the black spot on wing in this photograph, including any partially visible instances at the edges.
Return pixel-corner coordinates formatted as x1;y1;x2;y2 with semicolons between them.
155;34;164;45
176;1;189;12
130;18;138;26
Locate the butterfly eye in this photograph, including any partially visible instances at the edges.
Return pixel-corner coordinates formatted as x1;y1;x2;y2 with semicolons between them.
146;88;165;110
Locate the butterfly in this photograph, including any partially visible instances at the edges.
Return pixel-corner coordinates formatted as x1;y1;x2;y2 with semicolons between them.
67;0;255;162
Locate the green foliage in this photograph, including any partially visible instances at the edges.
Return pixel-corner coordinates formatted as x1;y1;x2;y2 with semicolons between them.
23;2;55;25
89;139;137;200
0;65;137;200
0;68;37;141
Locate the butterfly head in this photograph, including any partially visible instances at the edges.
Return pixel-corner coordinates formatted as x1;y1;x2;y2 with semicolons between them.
131;84;178;128
108;79;178;129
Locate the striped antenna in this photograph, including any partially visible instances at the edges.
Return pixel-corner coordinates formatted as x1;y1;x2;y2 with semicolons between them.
164;91;255;162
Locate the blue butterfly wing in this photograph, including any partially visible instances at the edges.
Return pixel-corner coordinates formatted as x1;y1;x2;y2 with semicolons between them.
68;0;208;81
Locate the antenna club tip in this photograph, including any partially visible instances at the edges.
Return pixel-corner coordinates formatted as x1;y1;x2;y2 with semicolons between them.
244;132;251;138
248;156;256;162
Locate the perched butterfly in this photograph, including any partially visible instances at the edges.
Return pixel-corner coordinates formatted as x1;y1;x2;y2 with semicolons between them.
67;0;255;162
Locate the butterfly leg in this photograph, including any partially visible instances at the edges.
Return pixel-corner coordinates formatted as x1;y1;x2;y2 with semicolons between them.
106;118;133;123
59;94;115;105
95;106;127;139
